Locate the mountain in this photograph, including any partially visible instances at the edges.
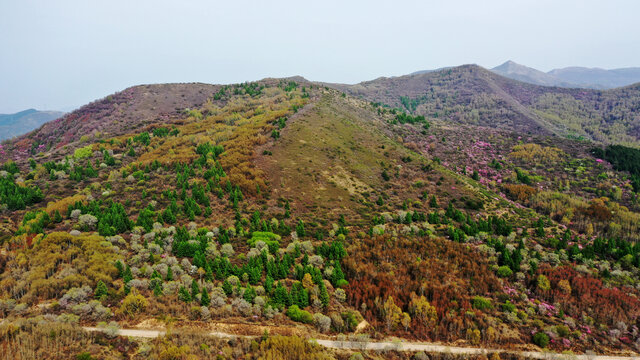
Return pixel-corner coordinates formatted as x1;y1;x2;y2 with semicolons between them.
491;60;575;87
549;66;640;89
0;108;64;141
330;64;640;147
1;75;640;358
490;60;640;89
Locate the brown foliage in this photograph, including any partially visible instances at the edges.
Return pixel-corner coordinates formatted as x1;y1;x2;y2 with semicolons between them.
578;197;613;221
502;184;538;203
343;235;501;341
539;265;640;325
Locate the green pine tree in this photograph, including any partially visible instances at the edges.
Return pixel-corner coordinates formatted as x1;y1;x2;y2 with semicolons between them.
53;210;63;223
94;280;108;299
178;286;191;303
222;279;232;296
191;280;200;299
200;288;210;306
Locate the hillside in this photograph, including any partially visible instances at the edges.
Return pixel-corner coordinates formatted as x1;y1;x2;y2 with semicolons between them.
330;65;640;147
1;78;640;359
0;109;65;141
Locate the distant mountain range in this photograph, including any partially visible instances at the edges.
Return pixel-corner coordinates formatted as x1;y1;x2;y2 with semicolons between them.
491;60;640;89
0;109;65;141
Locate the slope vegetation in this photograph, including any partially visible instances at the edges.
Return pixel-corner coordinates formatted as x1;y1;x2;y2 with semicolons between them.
331;65;640;147
1;78;640;358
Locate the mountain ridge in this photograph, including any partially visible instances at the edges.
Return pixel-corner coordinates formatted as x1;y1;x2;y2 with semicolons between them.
0;108;65;141
491;60;640;89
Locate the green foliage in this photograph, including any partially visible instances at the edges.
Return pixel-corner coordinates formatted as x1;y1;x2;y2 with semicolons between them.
179;286;192;303
94;280;108;299
74;146;93;159
195;142;224;159
201;288;210;306
76;352;95;360
0;173;44;210
244;286;256;303
132;132;151;146
53;210;63;223
68;200;133;236
593;145;640;191
533;331;550;348
316;240;347;261
286;305;313;324
496;265;513;278
222;280;232;297
136;207;156;232
296;220;305;237
472;296;493;310
501;300;516;313
248;231;281;253
537;274;551;291
2;161;20;174
393;112;430;129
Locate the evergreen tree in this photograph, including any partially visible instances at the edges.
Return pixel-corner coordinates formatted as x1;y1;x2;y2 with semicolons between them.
319;282;330;308
94;280;108;300
200;288;210;306
190;279;200;299
296;220;305;237
264;275;274;294
115;260;124;278
244;286;256;303
53;210;63;223
123;265;133;283
222;279;232;296
162;207;176;224
178;286;192;303
429;195;438;208
153;281;163;296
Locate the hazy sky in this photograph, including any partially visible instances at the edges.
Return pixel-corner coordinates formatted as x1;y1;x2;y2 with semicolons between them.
1;0;639;113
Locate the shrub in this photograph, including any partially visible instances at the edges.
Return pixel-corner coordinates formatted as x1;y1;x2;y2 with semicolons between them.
119;292;148;318
248;231;280;252
313;313;331;333
286;305;313;324
76;353;95;360
74;146;93;159
472;296;493;311
496;266;513;278
501;301;516;313
533;331;550;348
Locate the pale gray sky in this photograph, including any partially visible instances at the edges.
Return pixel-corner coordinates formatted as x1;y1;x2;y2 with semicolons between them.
1;0;639;113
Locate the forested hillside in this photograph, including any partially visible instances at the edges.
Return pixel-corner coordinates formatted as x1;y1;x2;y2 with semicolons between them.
1;75;640;359
330;65;640;147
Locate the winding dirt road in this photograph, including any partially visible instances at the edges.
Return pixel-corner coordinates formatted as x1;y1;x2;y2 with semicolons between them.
82;327;639;360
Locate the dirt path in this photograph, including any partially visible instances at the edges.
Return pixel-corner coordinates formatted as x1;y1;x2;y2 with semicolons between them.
82;326;638;359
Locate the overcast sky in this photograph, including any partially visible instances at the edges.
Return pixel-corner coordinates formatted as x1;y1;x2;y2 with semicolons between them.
1;0;639;113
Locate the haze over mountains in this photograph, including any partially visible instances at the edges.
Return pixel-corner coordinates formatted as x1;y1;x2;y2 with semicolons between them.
0;109;64;141
491;60;640;89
